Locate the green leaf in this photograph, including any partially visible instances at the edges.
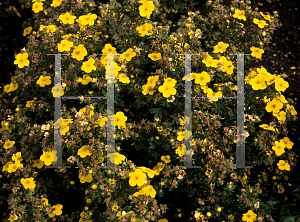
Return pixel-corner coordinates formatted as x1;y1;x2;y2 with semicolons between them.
43;185;47;193
149;144;155;150
157;109;162;119
266;200;277;208
150;108;159;116
123;206;132;212
44;177;54;188
283;217;295;222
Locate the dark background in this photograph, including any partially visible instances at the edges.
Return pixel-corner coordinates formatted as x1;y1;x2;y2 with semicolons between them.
0;0;299;220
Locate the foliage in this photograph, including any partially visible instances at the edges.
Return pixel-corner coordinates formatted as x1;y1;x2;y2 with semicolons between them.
0;0;299;221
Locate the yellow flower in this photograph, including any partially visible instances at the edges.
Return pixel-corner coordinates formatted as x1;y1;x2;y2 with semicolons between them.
175;145;185;157
279;137;294;149
50;0;62;8
194;71;211;85
136;22;153;37
177;131;184;142
250;46;264;58
140;167;159;178
3;139;15;149
78;145;93;158
38;197;49;210
253;18;268;29
23;27;32;36
7;162;19;173
265;98;283;114
228;214;234;219
76;75;93;85
32;1;43;13
203;57;219;68
153;162;165;173
158;83;176;98
163;77;176;87
217;207;222;212
148;52;161;61
3;83;18;93
118;74;130;84
260;12;272;21
81;58;97;73
275;78;289;92
114;111;128;129
95;116;107;128
138;0;148;3
272;141;285;156
0;121;11;134
40;150;57;166
12;152;22;162
51;84;65;98
48;204;63;218
36;75;52;87
274;111;286;121
57;39;73;52
32;159;44;169
206;88;223;102
233;9;246;21
242;210;257;222
161;155;171;163
14;52;29;68
79;172;93;183
277;160;290;171
112;204;118;211
11;6;21;17
285;104;297;115
59;12;77;25
249;75;266;90
79;13;97;26
21;178;36;189
107;152;126;165
46;24;56;33
259;124;274;131
71;44;87;61
139;1;155;18
129;169;147;187
102;43;117;54
121;48;136;62
207;212;211;217
142;83;155;95
147;75;159;88
213;41;229;54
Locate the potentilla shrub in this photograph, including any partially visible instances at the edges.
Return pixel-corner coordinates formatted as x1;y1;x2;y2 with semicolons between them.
0;0;298;221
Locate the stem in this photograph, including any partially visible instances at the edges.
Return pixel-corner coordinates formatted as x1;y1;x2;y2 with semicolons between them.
117;186;136;206
248;90;258;107
144;110;150;118
130;20;134;45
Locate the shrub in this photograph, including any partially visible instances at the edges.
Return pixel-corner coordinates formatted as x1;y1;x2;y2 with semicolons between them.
0;0;298;221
